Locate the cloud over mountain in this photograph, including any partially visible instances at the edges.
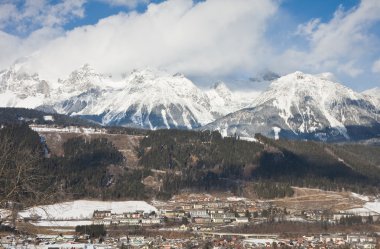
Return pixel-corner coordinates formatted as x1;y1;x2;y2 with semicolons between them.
0;0;379;90
8;0;277;82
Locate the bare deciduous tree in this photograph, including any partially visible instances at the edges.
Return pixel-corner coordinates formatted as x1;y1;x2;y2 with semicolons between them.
0;125;55;227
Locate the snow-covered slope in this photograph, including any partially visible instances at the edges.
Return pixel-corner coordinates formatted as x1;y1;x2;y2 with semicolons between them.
203;72;380;141
363;87;380;108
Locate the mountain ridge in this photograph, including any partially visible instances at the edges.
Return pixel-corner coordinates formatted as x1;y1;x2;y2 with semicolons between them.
0;62;379;141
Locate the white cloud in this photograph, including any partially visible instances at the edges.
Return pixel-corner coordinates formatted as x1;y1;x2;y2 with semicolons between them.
277;0;380;78
372;59;380;73
0;0;86;35
13;0;278;82
338;61;363;77
0;27;63;70
295;18;321;38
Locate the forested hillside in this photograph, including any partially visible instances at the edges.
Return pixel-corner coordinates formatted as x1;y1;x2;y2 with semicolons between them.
43;134;148;200
0;124;148;208
137;131;380;198
1;124;380;207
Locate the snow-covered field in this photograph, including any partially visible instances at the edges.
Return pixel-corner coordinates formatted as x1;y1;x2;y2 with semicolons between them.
19;200;158;220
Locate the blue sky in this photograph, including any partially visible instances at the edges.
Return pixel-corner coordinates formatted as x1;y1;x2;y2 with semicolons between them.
282;0;360;22
0;0;379;91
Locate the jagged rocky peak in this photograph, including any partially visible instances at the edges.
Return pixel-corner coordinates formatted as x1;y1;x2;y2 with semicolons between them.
173;72;185;78
0;61;50;97
212;81;230;92
127;68;168;82
57;64;110;96
0;60;52;108
36;80;51;96
210;81;233;99
67;64;105;84
250;70;280;82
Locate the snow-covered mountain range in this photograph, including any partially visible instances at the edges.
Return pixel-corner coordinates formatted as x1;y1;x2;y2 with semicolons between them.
0;63;255;129
58;68;217;129
203;72;380;141
0;62;379;141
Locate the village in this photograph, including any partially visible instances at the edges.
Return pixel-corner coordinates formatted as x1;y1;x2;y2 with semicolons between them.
1;192;380;248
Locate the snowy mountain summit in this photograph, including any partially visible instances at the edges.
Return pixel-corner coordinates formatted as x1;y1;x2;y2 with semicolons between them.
81;68;215;129
203;72;380;141
56;64;111;97
49;67;258;129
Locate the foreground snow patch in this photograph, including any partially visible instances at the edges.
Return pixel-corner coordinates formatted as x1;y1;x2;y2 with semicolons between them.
19;200;158;220
346;199;380;215
363;201;380;214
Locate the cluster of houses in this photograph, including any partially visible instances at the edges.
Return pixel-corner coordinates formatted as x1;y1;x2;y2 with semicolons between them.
89;194;380;228
92;210;161;226
90;197;262;227
241;234;378;249
1;232;377;249
293;209;380;224
91;206;250;227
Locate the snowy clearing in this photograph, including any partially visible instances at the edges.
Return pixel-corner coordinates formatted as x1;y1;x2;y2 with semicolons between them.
19;200;158;220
